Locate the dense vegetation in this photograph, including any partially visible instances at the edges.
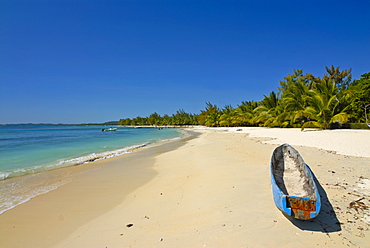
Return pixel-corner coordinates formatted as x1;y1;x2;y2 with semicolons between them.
118;109;199;126
118;66;370;130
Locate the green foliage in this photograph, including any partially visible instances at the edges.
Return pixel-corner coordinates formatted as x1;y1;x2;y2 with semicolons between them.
280;71;311;125
118;109;199;127
199;102;221;127
323;65;352;90
117;66;368;130
235;101;258;126
103;121;119;125
347;73;370;122
253;91;290;127
341;123;370;129
219;105;238;127
205;111;221;127
300;78;350;130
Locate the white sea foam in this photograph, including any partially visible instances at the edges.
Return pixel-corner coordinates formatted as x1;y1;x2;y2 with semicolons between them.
1;132;185;181
0;185;59;215
0;143;149;181
0;169;73;215
0;172;10;180
0;128;187;215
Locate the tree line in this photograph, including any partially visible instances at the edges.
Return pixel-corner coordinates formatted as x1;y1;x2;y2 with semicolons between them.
118;109;199;126
119;66;370;130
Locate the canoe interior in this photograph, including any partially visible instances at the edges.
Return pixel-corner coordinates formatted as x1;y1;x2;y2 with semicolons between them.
271;144;320;219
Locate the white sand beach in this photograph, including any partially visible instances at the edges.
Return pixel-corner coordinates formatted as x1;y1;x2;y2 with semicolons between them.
228;127;370;158
0;127;369;247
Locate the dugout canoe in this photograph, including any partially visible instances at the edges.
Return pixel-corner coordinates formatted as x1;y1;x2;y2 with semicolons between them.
270;144;321;220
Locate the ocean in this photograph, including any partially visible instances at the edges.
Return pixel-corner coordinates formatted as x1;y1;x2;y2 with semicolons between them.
0;125;183;214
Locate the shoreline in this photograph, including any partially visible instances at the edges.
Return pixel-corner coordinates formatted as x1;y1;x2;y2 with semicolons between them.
0;131;197;247
0;127;369;247
0;128;190;215
0;127;185;181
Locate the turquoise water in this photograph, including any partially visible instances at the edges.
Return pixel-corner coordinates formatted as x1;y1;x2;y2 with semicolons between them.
0;125;183;214
0;126;181;180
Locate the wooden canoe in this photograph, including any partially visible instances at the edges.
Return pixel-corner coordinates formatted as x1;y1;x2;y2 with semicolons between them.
270;144;321;220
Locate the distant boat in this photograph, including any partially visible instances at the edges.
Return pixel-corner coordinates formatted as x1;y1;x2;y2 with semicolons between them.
102;127;117;132
134;126;142;129
270;144;321;220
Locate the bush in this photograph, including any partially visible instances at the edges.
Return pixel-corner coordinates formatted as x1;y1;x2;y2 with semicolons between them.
341;123;370;129
291;122;369;129
291;123;321;129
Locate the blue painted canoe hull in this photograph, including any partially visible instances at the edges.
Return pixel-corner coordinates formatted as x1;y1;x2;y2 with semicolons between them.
270;144;321;220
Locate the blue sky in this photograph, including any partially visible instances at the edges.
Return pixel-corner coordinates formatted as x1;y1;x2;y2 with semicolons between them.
1;0;369;124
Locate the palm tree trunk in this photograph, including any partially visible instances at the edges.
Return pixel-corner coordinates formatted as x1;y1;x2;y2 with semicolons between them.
365;103;370;126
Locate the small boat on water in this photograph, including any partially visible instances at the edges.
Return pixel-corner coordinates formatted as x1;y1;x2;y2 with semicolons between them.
102;127;117;132
270;144;321;220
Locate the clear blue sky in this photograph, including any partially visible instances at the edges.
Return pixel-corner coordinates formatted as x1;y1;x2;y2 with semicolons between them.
1;0;369;124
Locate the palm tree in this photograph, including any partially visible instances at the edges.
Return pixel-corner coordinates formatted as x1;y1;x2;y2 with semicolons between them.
254;91;288;127
199;102;221;127
219;105;238;127
280;73;312;126
301;78;350;130
235;101;258;126
173;109;190;126
323;65;352;90
148;112;162;125
363;103;370;126
162;114;172;126
205;111;221;127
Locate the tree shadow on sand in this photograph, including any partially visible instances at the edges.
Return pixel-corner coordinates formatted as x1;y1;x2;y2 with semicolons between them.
285;168;341;233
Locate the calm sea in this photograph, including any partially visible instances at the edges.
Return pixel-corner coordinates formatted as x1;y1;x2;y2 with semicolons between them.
0;125;182;214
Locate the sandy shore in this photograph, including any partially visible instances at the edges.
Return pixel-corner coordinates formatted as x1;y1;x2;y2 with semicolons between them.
0;127;369;247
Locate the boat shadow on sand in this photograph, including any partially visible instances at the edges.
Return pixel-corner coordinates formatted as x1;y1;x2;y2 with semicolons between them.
286;169;342;233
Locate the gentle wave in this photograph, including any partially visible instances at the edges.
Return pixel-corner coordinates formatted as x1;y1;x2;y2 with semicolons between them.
0;184;60;215
0;143;148;181
0;134;185;181
0;130;187;215
0;142;151;215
